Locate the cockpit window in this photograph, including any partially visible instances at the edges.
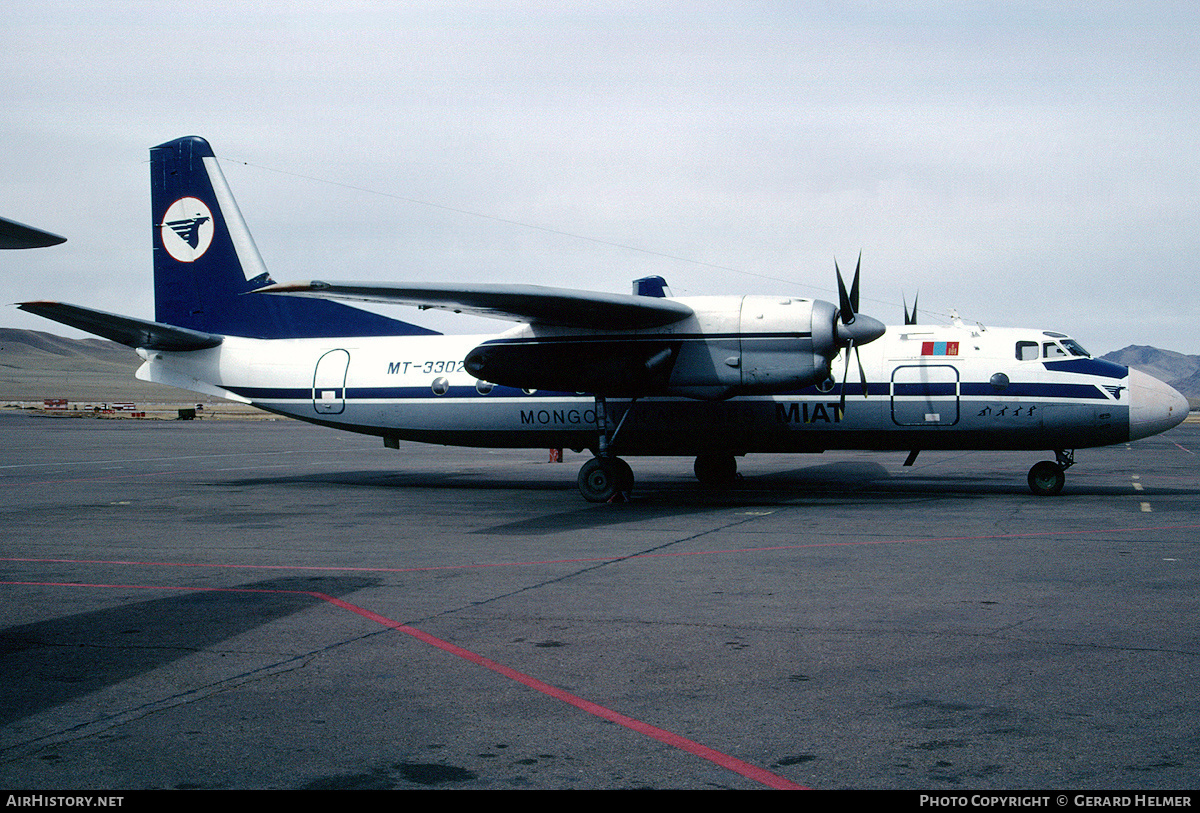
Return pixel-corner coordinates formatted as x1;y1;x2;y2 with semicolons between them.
1061;338;1090;357
1019;338;1089;360
1016;341;1039;361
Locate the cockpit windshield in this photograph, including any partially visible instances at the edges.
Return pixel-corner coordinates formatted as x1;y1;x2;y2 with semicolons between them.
1060;338;1090;357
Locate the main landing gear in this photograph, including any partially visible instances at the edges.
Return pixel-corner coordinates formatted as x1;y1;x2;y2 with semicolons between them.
577;456;634;503
578;453;741;501
1027;450;1074;496
577;395;636;503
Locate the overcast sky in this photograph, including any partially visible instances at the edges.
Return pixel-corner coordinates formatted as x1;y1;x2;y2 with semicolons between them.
2;1;1197;353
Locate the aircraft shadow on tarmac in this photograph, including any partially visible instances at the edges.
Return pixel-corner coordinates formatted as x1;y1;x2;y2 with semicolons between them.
216;459;1200;539
232;460;898;494
0;576;378;727
230;458;1197;501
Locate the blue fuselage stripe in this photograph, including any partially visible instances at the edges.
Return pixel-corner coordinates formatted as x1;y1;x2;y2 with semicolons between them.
225;380;1114;402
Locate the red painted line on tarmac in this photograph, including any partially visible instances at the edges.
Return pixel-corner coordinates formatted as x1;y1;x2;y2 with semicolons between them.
315;592;807;790
0;578;806;790
6;522;1200;576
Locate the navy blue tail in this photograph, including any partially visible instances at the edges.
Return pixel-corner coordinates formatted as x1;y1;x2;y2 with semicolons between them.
151;136;436;338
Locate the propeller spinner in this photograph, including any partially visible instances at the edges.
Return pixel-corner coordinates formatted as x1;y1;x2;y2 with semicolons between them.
833;255;886;411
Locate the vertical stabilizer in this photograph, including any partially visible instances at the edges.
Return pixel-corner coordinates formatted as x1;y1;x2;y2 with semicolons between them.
151;136;435;338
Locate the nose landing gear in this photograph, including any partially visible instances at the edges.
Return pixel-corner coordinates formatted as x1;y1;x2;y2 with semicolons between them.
1027;450;1074;496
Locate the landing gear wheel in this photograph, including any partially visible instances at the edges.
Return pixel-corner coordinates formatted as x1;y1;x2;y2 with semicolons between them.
613;458;634;493
1027;461;1066;496
694;454;738;487
578;457;633;503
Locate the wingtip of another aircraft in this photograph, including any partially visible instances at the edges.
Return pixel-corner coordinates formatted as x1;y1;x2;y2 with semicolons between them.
0;217;67;249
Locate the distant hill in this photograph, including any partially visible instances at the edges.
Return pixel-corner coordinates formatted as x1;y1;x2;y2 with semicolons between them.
0;328;204;403
1100;346;1200;403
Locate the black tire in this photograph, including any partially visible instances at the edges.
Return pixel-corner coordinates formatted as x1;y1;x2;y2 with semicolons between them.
1027;461;1066;496
578;457;619;503
613;458;635;493
694;454;738;487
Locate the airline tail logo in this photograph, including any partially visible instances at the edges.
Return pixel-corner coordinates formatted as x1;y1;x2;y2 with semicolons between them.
160;197;214;262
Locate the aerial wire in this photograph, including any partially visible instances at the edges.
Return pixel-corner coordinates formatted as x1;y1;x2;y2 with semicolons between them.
218;155;956;324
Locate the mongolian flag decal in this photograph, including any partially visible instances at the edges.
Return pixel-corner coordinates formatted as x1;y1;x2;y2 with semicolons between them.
921;341;959;356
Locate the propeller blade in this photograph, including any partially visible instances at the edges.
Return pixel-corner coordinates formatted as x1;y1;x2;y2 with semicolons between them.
838;343;873;413
850;252;861;313
904;292;918;325
839;341;853;413
855;344;869;397
836;253;864;325
836;259;854;324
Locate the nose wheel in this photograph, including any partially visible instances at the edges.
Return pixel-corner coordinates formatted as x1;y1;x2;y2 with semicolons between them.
1027;450;1074;496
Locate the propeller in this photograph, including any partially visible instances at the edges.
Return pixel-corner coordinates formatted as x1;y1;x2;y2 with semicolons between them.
833;254;886;412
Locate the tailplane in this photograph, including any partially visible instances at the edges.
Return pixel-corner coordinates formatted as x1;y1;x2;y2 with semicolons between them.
151;136;435;338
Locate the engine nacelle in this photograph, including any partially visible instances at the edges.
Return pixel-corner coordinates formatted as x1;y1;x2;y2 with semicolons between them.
465;294;862;401
663;296;838;400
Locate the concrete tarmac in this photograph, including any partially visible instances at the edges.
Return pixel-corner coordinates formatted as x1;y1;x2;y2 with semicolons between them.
0;409;1197;790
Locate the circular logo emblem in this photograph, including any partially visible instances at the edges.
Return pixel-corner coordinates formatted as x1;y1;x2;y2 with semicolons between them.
160;197;214;262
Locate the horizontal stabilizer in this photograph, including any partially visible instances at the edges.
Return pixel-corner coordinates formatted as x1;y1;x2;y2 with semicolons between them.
258;280;695;330
16;302;223;351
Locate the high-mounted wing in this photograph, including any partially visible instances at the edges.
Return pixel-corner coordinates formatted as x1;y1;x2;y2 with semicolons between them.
258;281;694;330
17;302;223;351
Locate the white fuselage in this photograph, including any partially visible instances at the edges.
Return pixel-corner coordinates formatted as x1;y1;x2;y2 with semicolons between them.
135;305;1188;457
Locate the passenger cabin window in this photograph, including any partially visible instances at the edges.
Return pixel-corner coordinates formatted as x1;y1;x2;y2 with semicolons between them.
1016;341;1039;360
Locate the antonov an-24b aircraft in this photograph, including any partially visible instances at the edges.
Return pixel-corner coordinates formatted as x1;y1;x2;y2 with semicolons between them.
19;137;1190;502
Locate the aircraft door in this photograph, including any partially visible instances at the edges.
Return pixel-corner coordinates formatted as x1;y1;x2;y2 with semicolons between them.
313;349;350;414
891;364;959;426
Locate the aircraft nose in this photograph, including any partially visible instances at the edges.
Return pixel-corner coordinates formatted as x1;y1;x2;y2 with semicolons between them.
1128;368;1190;441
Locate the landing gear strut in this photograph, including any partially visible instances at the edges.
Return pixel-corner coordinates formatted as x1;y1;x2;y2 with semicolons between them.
1027;450;1074;496
577;396;635;503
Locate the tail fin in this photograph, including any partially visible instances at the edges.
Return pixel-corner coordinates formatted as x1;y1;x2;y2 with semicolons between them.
151;136;435;338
